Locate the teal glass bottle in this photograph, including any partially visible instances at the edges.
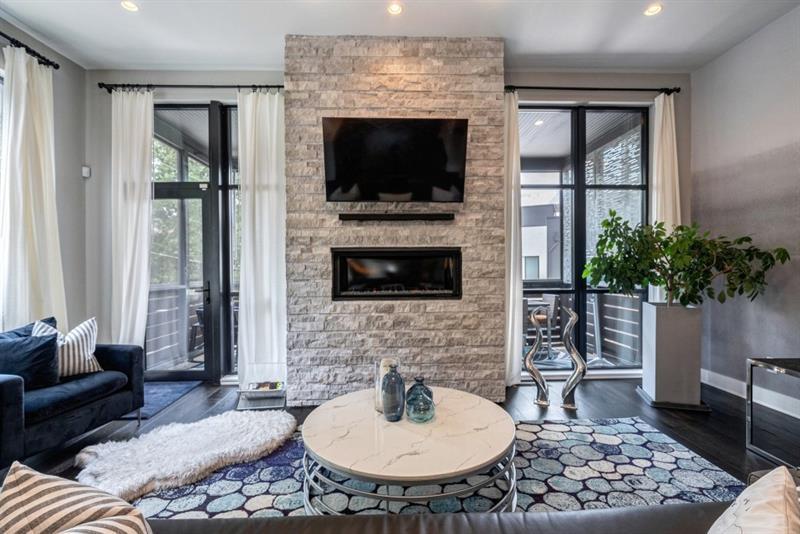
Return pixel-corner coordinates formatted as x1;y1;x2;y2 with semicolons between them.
406;377;434;423
381;364;405;422
406;376;432;402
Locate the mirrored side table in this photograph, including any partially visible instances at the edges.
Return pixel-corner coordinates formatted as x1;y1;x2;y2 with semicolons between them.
746;358;800;467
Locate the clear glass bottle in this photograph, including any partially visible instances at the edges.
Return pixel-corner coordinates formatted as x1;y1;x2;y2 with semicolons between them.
406;377;435;423
381;364;405;422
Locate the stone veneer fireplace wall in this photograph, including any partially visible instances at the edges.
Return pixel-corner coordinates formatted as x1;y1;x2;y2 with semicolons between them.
284;35;506;406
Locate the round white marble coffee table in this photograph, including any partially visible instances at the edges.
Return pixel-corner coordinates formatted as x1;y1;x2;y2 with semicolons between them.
301;386;517;515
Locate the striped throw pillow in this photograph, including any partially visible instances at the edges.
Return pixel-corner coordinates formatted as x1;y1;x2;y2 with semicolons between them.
0;462;151;534
32;318;103;377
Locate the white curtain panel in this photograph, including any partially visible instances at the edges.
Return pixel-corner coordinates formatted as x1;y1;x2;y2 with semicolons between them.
503;91;523;386
236;90;287;388
110;90;153;345
0;47;68;330
649;92;682;302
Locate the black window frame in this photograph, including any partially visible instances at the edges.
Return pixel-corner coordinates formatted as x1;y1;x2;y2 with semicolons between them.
147;102;228;383
219;104;238;377
519;104;650;370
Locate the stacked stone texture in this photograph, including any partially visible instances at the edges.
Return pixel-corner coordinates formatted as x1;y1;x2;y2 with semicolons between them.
284;35;506;406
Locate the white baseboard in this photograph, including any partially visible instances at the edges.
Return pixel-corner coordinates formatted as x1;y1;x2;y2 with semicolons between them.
701;368;800;418
700;369;744;397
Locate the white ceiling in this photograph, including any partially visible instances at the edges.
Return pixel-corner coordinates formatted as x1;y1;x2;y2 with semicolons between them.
1;0;797;71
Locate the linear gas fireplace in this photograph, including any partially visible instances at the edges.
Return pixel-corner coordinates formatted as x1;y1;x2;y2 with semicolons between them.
331;247;462;300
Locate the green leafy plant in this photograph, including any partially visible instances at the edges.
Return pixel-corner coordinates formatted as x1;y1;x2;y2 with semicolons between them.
583;211;790;306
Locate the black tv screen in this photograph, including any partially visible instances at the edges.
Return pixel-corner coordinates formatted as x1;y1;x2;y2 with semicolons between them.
323;118;468;202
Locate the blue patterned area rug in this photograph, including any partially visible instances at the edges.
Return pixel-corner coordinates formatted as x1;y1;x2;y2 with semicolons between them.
134;417;743;519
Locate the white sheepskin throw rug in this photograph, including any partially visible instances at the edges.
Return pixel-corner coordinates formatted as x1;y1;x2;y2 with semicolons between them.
75;409;296;501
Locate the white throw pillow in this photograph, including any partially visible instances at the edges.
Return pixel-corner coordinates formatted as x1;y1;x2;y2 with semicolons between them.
32;317;103;377
708;466;800;533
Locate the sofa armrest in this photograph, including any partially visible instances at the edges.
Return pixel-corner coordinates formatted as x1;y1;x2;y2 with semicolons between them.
0;374;24;468
94;345;144;409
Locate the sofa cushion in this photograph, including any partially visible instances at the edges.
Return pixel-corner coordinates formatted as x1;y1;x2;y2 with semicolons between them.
0;462;151;534
0;334;60;390
0;316;57;339
24;370;128;425
148;502;732;534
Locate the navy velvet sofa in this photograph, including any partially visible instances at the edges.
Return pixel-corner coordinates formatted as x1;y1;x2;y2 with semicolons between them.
0;344;144;468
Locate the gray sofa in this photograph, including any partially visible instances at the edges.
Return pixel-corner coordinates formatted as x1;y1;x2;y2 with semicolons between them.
149;501;730;534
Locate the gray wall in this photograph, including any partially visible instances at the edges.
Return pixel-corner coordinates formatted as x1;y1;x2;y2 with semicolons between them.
83;70;282;342
505;71;693;223
691;7;800;392
0;18;87;327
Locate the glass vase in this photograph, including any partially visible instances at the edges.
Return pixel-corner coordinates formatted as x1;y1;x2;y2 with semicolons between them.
406;377;435;423
407;376;433;401
381;364;405;422
374;358;398;413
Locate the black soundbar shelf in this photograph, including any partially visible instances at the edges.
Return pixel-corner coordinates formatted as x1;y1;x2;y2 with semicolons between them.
338;213;455;222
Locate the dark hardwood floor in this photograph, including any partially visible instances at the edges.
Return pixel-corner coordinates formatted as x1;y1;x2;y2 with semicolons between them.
23;378;777;482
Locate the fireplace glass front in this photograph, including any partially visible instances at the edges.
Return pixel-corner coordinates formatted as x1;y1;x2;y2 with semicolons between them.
331;247;462;300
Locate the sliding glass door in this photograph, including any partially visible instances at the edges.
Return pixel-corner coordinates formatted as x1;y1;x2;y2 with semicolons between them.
519;105;648;373
146;104;229;381
148;187;216;378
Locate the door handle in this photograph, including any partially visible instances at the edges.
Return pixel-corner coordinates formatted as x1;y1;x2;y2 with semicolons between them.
194;281;211;305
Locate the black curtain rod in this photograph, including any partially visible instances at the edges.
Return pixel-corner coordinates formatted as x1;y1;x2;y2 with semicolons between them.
506;85;680;95
98;83;284;93
0;29;60;70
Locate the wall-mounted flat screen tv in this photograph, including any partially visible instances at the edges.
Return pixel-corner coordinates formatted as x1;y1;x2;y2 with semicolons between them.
323;117;468;202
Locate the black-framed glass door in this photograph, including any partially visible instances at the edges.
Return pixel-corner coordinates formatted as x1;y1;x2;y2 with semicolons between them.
220;105;240;377
519;105;648;372
145;103;224;381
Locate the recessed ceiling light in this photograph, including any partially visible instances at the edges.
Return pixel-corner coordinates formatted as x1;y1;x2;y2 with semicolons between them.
534;119;545;126
387;2;403;15
643;3;662;16
120;0;139;11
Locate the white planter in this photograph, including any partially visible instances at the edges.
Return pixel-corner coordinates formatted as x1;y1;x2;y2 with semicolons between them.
638;302;706;410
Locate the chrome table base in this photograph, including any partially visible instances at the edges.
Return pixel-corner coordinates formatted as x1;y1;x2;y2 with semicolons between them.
302;445;517;515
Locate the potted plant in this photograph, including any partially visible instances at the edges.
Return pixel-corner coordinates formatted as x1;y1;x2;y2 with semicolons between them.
583;211;789;409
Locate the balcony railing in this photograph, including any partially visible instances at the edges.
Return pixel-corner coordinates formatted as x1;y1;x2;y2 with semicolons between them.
145;284;205;371
524;293;642;371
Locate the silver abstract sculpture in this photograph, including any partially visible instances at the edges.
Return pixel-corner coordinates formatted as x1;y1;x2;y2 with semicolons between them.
561;307;587;410
523;307;549;406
